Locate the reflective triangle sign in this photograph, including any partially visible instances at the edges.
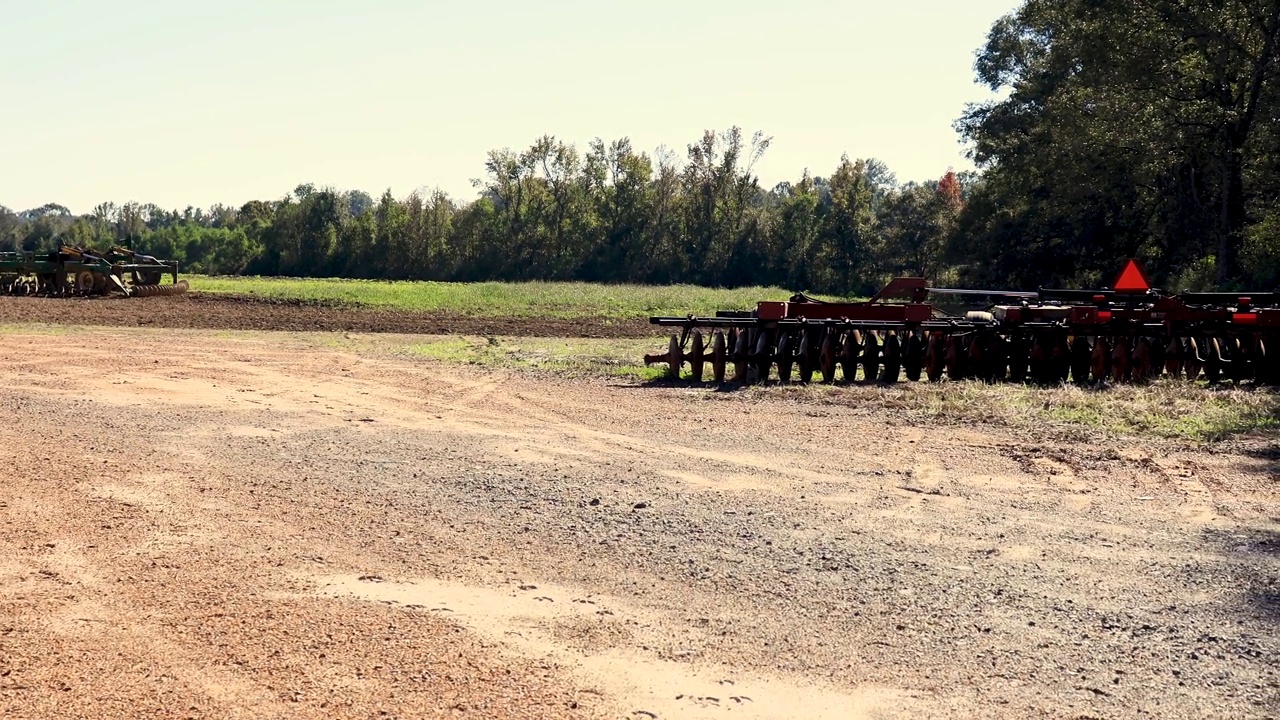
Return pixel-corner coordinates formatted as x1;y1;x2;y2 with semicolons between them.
1112;259;1151;292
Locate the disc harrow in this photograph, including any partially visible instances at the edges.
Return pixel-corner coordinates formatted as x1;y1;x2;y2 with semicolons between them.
0;246;186;298
644;260;1280;387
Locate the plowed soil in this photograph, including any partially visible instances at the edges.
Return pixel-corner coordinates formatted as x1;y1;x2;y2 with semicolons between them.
0;293;656;338
1;326;1277;719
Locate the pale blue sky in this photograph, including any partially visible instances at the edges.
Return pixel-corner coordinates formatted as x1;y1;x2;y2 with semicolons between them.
1;0;1019;214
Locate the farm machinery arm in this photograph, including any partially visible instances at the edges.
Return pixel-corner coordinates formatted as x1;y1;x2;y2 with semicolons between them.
644;260;1280;386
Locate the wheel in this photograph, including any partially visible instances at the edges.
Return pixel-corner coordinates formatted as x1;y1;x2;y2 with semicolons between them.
75;271;96;295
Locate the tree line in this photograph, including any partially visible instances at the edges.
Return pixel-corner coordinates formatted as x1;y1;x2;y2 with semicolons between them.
3;0;1277;295
0;128;964;296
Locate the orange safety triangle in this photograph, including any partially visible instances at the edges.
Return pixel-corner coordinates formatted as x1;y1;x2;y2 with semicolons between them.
1112;259;1151;292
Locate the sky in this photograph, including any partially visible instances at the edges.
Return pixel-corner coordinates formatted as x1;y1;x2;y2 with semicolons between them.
0;0;1020;215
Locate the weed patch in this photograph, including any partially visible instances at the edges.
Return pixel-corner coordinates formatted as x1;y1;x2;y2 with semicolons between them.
188;275;845;320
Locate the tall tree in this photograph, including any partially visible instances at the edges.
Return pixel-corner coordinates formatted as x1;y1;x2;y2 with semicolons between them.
819;156;878;294
958;0;1280;287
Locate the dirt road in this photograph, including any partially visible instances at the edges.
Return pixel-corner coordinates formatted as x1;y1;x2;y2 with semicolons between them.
1;327;1276;719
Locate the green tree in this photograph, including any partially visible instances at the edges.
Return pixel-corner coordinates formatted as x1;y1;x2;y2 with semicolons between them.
818;156;878;294
878;174;962;282
958;0;1280;288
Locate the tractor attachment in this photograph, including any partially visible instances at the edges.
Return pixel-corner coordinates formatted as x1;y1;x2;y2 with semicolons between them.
644;260;1280;386
0;246;187;298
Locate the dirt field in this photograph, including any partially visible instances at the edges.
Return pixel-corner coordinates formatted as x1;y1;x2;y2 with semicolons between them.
0;313;1277;717
0;293;655;338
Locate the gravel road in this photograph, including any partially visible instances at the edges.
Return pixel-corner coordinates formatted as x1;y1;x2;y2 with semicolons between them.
0;327;1276;719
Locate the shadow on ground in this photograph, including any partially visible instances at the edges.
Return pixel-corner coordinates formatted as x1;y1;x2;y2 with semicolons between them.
1201;526;1280;623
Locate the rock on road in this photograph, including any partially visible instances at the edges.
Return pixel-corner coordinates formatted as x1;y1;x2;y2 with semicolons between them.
0;327;1276;719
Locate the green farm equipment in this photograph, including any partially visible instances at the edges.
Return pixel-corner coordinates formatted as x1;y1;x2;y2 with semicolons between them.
0;246;187;298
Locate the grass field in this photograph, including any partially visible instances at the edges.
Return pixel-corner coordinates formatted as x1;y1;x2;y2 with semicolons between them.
189;275;835;319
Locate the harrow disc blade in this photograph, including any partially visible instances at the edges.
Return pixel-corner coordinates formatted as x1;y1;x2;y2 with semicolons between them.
925;333;945;382
1225;336;1248;384
945;335;965;381
1163;337;1183;379
689;331;706;383
665;334;683;379
819;331;838;383
903;333;924;382
1202;337;1223;384
730;329;750;383
1258;336;1278;386
967;333;988;381
749;331;770;383
1007;335;1029;383
1133;337;1153;383
797;330;815;384
880;333;902;383
776;333;794;383
1183;337;1204;381
712;331;727;384
1070;336;1091;384
1110;337;1130;384
1091;337;1110;384
839;330;860;381
987;335;1009;382
860;331;880;383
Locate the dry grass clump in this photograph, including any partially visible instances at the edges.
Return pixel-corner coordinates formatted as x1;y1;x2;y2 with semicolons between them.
739;378;1280;441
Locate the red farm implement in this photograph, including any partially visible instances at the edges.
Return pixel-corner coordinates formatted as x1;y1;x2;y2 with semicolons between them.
644;260;1280;385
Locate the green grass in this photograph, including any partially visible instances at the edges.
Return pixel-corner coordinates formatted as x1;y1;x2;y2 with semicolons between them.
187;275;835;319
